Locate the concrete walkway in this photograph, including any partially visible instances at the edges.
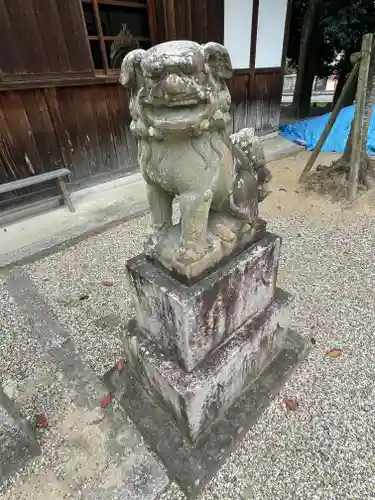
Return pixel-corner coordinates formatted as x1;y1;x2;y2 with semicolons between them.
0;173;147;268
0;133;302;269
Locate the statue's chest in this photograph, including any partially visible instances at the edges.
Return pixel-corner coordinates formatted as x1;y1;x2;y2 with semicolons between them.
145;139;208;191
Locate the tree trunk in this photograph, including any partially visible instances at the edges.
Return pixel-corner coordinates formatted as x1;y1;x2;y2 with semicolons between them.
292;0;322;118
333;70;357;108
333;39;375;189
298;44;319;118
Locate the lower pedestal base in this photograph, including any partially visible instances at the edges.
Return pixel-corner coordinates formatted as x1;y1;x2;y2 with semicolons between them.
0;388;40;482
105;329;310;499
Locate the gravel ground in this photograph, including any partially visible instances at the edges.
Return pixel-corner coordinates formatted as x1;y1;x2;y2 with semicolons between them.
0;280;89;499
8;152;375;499
24;216;148;376
0;272;167;500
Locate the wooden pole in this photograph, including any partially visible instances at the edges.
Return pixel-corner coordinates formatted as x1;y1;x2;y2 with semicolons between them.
299;62;360;182
348;34;373;201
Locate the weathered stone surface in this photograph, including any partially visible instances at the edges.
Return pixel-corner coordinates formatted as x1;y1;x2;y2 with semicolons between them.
106;330;311;499
0;387;40;481
124;289;292;441
127;232;281;372
120;40;267;279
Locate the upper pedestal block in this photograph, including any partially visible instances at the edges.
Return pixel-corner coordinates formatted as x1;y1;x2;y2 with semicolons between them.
126;232;281;372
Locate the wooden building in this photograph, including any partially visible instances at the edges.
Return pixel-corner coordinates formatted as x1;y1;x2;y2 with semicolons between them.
0;0;291;209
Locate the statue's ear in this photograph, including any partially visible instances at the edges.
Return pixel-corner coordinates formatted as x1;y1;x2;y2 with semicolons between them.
119;49;146;88
202;42;233;80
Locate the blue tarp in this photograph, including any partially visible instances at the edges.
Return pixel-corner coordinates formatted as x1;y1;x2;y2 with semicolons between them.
279;104;375;155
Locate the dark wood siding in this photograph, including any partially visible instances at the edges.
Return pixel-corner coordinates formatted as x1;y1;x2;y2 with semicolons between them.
0;0;93;83
0;85;136;206
0;0;286;210
155;0;224;43
229;68;283;133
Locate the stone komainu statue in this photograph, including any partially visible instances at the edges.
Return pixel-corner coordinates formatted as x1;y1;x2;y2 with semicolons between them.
119;40;270;279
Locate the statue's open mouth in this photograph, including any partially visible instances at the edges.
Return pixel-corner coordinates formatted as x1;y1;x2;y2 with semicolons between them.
145;95;202;108
143;99;211;131
163;98;200;107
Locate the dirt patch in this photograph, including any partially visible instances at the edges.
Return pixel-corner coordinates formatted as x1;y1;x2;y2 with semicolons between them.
262;151;375;224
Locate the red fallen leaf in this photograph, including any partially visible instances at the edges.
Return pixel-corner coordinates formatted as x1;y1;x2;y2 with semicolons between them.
116;358;125;373
102;281;114;287
35;413;49;429
284;397;298;411
100;393;114;408
325;348;343;359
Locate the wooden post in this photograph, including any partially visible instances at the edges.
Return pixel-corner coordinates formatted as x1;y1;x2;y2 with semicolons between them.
299;61;360;182
92;0;109;73
348;34;373;201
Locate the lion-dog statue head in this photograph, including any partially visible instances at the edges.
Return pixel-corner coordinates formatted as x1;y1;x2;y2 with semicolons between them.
120;40;232;138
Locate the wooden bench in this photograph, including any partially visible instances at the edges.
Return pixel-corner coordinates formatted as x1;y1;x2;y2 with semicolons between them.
0;168;75;212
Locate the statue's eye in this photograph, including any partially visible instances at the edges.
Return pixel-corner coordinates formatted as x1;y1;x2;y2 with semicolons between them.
181;63;194;75
194;72;205;84
149;65;163;78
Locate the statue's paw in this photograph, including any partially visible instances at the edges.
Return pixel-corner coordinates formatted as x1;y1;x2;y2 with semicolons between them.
210;223;236;242
176;243;208;264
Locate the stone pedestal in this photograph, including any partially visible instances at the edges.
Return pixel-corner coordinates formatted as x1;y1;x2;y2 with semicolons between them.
127;232;281;372
108;232;310;499
0;388;40;482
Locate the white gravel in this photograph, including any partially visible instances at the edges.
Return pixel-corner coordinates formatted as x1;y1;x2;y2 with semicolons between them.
0;280;85;498
24;216;149;376
11;154;375;499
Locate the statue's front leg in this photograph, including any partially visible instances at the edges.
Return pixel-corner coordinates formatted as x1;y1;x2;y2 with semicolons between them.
178;190;212;263
145;181;173;235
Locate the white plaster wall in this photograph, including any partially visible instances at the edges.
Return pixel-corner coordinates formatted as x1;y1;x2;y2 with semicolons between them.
224;0;253;69
255;0;288;68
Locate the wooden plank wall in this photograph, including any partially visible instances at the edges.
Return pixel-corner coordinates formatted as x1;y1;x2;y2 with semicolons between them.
174;0;224;44
0;0;93;82
0;0;284;209
0;84;136;205
230;68;283;133
152;0;223;43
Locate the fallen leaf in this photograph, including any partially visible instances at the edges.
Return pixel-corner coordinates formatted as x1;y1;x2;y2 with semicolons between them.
310;337;316;345
325;348;343;359
116;358;125;373
102;281;114;287
35;413;49;429
100;393;114;408
284;397;298;411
